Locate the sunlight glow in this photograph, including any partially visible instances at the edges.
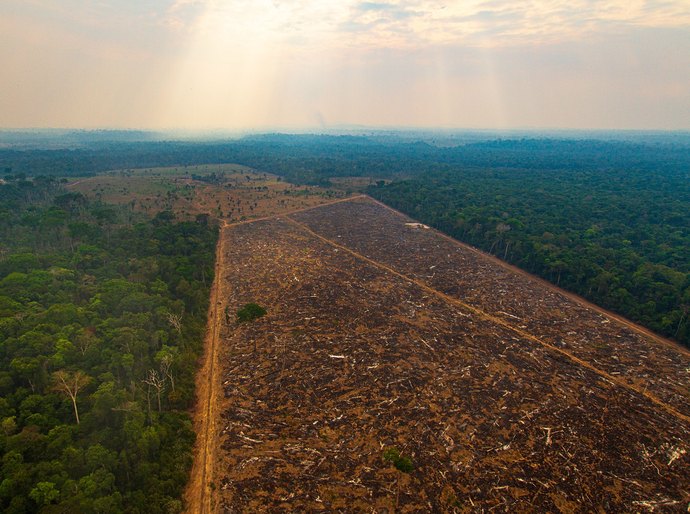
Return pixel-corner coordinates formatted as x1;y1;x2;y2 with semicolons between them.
1;0;689;129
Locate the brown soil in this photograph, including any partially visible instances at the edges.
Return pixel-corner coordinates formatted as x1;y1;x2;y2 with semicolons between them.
200;196;689;513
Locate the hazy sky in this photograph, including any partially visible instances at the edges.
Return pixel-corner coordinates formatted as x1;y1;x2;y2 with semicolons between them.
2;0;689;130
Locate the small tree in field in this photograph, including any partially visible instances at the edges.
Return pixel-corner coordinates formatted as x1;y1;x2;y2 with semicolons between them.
236;303;267;324
383;447;414;473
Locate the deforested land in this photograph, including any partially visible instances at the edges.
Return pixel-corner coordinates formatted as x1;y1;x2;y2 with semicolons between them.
207;196;689;512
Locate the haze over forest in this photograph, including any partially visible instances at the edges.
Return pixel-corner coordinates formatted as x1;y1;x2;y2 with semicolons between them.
2;0;690;131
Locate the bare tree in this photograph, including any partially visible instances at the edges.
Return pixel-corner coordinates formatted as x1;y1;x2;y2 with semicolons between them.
159;355;175;392
143;369;165;412
166;312;183;334
52;370;91;424
74;331;97;356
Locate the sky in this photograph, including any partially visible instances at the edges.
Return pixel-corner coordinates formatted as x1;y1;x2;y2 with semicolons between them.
1;0;689;131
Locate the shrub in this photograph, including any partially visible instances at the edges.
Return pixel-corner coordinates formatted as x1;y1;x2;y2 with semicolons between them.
382;447;414;473
236;303;267;323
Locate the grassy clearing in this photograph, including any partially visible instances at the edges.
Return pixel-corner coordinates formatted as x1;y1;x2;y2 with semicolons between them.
67;164;350;222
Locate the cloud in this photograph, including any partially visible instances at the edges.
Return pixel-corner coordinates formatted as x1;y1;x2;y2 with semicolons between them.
125;1;690;52
5;1;690;52
165;0;207;30
338;0;690;48
1;0;689;129
355;1;419;19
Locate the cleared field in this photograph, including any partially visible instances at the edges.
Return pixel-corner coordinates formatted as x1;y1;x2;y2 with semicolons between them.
292;197;690;420
67;164;348;222
211;197;689;512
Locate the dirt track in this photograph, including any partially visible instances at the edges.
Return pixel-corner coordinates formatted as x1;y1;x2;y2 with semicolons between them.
190;196;690;513
184;219;227;514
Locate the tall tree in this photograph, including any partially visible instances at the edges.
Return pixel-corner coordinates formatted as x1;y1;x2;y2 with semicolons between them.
143;369;165;413
52;370;91;424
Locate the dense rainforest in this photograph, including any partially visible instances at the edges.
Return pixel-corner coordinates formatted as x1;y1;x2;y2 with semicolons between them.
2;133;690;185
0;177;216;512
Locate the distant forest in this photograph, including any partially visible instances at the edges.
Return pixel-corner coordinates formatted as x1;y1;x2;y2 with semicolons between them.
2;133;690;185
1;134;688;350
0;177;216;511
